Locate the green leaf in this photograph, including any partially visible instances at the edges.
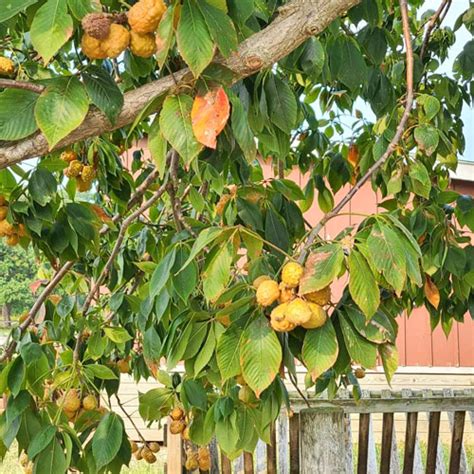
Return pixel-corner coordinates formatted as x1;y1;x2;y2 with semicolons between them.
194;327;215;375
139;388;174;421
30;0;73;64
409;161;431;198
160;95;202;163
0;89;39;141
33;436;67;474
348;250;380;319
203;240;233;302
150;249;176;299
143;327;162;362
148;117;168;177
379;342;398;384
181;227;224;269
35;77;89;149
8;357;25;397
28;168;57;206
418;94;440;121
172;246;198;302
240;316;282;397
83;66;123;125
265;208;289;254
104;327;132;344
271;179;305;201
230;93;256;162
84;364;118;380
92;412;124;470
299;244;345;294
264;75;297;134
176;0;214;77
414;124;439;156
367;223;406;295
0;0;37;22
339;313;377;368
302;319;339;381
216;327;242;381
28;425;56;460
67;0;99;19
182;379;207;411
331;36;367;90
197;0;237;57
155;5;175;68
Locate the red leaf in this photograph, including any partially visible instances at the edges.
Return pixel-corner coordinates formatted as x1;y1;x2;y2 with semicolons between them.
191;87;230;149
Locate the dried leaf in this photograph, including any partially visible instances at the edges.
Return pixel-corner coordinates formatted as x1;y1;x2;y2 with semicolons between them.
191;87;230;149
90;204;111;222
348;143;359;168
424;276;440;309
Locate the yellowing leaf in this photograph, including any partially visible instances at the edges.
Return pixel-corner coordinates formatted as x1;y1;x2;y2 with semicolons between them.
347;143;360;168
191;87;230;149
424;276;440;309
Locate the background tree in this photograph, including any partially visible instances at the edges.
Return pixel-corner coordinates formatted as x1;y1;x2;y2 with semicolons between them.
0;240;37;323
0;0;473;471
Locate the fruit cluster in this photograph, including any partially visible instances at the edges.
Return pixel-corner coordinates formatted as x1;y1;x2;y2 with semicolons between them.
169;406;187;436
185;446;211;471
61;150;96;192
0;56;14;76
130;440;160;464
0;196;26;246
81;0;166;60
254;262;331;332
59;389;101;422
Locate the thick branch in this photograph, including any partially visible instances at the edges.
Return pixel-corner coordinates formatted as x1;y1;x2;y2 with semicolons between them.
0;79;44;94
298;0;414;264
0;0;360;169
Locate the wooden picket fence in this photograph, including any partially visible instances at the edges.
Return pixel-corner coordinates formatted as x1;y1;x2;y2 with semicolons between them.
165;388;474;474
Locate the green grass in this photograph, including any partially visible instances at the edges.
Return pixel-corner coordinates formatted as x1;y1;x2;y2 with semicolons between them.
353;441;473;472
0;443;166;474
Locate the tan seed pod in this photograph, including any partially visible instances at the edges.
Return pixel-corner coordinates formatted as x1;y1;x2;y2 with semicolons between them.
170;406;185;420
148;442;160;453
169;419;186;434
81;13;112;40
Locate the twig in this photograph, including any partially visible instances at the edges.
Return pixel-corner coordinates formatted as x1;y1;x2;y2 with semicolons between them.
297;0;414;264
73;171;170;362
82;177;169;315
0;261;73;362
115;394;148;444
288;370;311;408
420;0;451;60
166;151;197;237
0;78;44;94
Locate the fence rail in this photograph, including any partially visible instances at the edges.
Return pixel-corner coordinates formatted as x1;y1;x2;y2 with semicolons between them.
165;388;474;474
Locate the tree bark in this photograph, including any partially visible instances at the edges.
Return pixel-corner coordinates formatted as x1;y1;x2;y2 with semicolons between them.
2;304;11;326
0;0;360;170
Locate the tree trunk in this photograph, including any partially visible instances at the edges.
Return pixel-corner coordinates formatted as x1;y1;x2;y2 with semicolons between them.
2;304;11;327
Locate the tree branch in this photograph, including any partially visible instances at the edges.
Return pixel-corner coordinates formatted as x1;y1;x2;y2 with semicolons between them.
420;0;451;60
0;261;73;362
298;0;414;264
0;163;163;363
0;79;44;94
0;0;361;170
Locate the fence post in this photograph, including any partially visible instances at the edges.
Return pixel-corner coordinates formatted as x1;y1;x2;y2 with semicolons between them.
299;407;348;474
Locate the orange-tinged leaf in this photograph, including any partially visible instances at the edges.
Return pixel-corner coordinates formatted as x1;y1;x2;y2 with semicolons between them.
91;204;111;222
348;144;360;168
424;277;440;309
191;87;230;149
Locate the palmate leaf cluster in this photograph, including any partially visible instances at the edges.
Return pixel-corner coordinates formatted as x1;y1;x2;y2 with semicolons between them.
0;0;473;471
